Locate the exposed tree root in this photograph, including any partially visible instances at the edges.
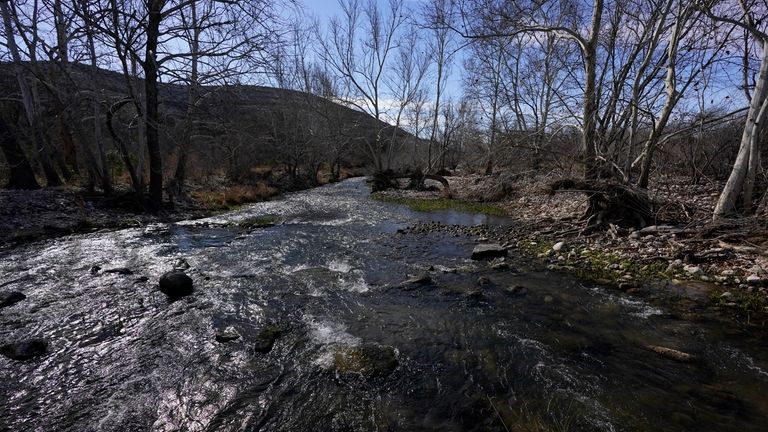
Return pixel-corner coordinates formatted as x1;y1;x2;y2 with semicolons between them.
548;179;654;231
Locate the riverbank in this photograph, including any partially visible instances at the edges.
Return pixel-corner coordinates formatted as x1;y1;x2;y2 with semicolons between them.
0;173;359;245
0;187;207;246
377;173;768;321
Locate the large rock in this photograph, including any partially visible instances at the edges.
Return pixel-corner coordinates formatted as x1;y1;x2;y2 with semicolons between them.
0;291;26;308
254;325;281;353
1;338;48;360
471;244;507;260
158;270;193;297
334;344;398;377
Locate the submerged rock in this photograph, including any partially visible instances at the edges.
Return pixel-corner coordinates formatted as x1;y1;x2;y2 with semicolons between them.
0;291;26;308
505;285;527;295
215;326;241;343
471;244;507;260
173;258;191;270
645;344;696;363
463;289;485;301
333;344;398;377
104;267;133;275
477;276;492;286
254;325;281;353
490;261;509;270
403;273;432;285
1;338;48;360
158;270;194;297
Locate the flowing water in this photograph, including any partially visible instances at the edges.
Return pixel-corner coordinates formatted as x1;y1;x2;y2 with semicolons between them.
1;178;767;431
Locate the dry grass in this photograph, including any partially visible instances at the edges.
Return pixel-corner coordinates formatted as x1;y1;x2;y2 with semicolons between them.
192;182;278;210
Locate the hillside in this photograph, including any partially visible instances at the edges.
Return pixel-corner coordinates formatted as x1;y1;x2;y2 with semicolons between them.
0;61;419;189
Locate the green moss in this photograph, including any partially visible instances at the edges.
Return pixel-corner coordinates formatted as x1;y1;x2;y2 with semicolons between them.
517;236;668;286
372;194;506;216
237;215;280;228
709;288;768;312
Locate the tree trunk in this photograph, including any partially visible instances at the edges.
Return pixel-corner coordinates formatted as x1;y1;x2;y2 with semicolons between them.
80;0;112;194
714;46;768;218
144;0;164;210
173;0;199;195
581;0;603;181
0;117;39;189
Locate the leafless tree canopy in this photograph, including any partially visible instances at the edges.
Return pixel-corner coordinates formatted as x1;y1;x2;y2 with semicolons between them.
0;0;766;219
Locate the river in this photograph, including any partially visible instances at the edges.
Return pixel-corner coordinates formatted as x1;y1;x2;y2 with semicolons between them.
1;178;767;431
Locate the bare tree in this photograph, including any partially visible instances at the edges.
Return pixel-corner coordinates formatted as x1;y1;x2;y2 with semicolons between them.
0;0;62;186
318;0;407;172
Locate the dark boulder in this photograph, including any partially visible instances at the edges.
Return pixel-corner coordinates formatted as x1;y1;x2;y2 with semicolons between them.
254;325;281;353
158;271;194;297
0;291;26;308
1;338;47;360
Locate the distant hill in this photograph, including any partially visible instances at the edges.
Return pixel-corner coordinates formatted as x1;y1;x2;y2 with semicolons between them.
0;61;419;185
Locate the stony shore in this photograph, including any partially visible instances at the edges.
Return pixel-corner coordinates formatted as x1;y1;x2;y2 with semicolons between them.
381;173;768;322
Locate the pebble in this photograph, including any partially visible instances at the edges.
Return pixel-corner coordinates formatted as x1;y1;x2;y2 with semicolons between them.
684;265;704;276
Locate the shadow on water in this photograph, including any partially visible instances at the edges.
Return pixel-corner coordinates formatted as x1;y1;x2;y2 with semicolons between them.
1;178;767;431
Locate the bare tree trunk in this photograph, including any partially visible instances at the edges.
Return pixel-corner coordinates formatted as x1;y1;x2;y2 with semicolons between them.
145;0;164;209
714;47;768;217
80;0;112;194
741;95;768;210
173;0;199;194
581;0;603;181
0;116;39;189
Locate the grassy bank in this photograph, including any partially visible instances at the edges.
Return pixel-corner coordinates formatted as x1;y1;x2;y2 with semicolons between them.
372;193;506;216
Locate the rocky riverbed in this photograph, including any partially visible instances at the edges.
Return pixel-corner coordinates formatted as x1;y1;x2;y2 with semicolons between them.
2;178;768;431
381;173;768;319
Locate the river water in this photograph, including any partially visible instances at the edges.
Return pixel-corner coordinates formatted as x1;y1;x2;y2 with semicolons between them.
1;178;767;431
